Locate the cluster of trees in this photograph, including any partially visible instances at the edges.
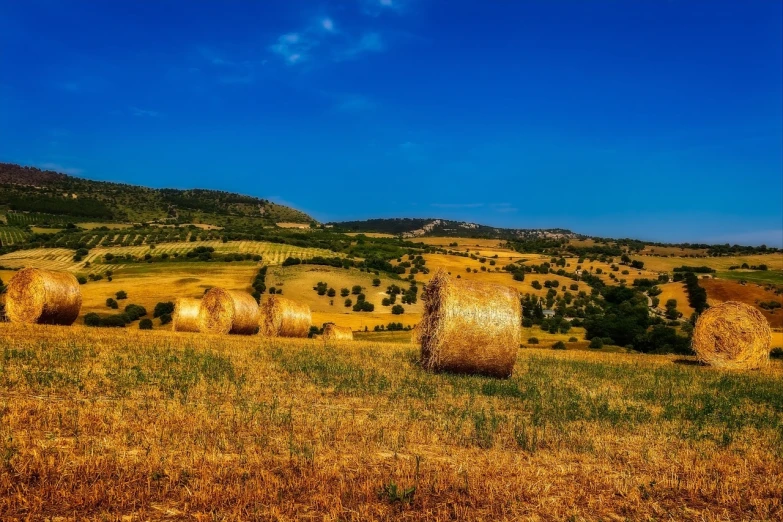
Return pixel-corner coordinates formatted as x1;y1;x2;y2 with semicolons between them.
373;322;411;331
672;265;715;273
682;272;708;314
251;266;267;301
84;303;148;328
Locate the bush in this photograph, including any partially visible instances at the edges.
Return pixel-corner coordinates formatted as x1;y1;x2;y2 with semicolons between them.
100;315;127;328
372;278;381;287
351;285;362;295
124;304;147;321
344;298;352;307
589;337;604;349
84;313;101;327
568;337;578;342
159;313;172;325
527;337;539;345
106;298;118;309
115;290;128;300
77;276;87;285
154;301;175;318
139;318;153;330
391;304;404;315
552;341;566;350
522;318;533;327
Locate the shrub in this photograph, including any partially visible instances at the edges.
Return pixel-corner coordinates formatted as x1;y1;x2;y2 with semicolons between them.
372;278;381;287
568;337;578;342
139;318;153;330
340;288;350;297
115;290;128;300
522;318;533;327
771;347;783;359
100;315;127;328
84;313;101;327
552;341;566;350
159;313;172;325
124;304;147;321
344;298;352;307
391;304;404;315
527;337;539;345
106;298;118;309
589;337;604;349
77;276;87;285
351;285;362;295
154;301;175;318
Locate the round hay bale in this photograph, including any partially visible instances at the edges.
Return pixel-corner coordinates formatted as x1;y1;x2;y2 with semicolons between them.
692;301;771;370
259;295;311;337
5;267;82;325
323;323;353;341
172;297;201;332
198;288;259;335
420;269;521;378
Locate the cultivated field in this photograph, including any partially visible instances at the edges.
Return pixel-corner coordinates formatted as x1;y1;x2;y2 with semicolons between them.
0;324;781;520
632;253;783;273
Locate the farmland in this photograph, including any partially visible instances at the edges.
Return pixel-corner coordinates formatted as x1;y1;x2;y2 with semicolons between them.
0;324;781;520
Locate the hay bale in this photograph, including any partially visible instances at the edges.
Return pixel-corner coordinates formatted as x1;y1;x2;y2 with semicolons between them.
172;297;201;332
5;267;82;325
693;301;771;370
323;323;353;341
197;288;259;335
258;295;311;337
420;269;521;378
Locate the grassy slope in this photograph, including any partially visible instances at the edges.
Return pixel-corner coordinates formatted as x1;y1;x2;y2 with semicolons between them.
0;324;781;520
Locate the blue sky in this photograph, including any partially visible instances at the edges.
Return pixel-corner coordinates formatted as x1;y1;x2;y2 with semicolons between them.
1;1;781;246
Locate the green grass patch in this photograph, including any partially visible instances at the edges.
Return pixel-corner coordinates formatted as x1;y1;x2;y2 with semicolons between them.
717;270;783;285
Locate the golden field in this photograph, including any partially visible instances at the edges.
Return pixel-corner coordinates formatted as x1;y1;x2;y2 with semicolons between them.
0;323;781;520
631;253;783;273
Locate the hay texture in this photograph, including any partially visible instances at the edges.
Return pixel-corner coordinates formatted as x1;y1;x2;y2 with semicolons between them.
198;288;259;335
172;297;201;332
693;301;771;370
5;267;82;325
259;295;311;338
420;270;521;378
323;323;353;341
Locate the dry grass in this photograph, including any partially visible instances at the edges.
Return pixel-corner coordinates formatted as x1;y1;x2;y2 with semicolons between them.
702;278;783;328
5;267;81;325
633;253;783;273
693;301;771;370
0;323;782;520
656;282;695;316
420;270;521;378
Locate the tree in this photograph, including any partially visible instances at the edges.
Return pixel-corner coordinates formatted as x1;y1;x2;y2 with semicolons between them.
159;313;172;325
139;318;153;330
391;305;404;315
327;288;336;297
77;276;87;285
115;290;128;300
344;298;352;307
340;288;350;297
552;341;566;350
665;299;679;320
372;278;381;287
106;298;118;309
589;337;604;349
351;285;362;295
84;313;101;327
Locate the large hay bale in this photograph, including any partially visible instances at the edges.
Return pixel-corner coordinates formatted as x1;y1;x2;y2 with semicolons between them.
693;301;771;370
420;270;521;378
259;295;311;337
323;323;353;341
172;297;201;332
5;267;82;325
198;288;259;335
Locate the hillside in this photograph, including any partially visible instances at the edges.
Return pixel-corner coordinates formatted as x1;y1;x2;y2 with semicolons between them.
330;218;576;240
0;162;313;227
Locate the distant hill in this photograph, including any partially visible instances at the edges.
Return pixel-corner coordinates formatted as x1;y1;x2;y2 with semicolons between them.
0;162;313;226
329;218;576;241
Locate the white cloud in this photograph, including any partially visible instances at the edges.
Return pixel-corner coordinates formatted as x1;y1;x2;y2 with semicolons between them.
269;32;315;64
362;0;408;16
321;18;335;32
38;162;83;175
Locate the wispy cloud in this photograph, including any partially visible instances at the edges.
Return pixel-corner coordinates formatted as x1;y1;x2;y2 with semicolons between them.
39;162;83;175
130;106;160;118
321;17;335;32
362;0;409;16
334;32;384;61
269;32;316;64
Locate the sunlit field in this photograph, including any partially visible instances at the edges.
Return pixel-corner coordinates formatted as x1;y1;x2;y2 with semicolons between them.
0;323;781;520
